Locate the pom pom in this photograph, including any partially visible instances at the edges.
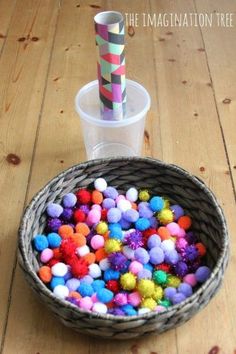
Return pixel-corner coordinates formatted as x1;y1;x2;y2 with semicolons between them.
122;245;135;260
157;226;171;240
114;293;128;306
147;234;161;249
153;270;167;285
83;252;96;265
89;263;102;278
71;233;86;247
172;293;186;304
178;283;193;297
155;263;171;273
183;273;197;287
175;261;189;277
126;187;138;202
149;247;165;265
40;248;54;263
70;258;88;278
104;239;121;253
178;215;192;230
195;242;206;257
91;190;103;205
73;209;86;223
195;266;211;282
138;189;150;202
135;218;151;231
92;279;105;292
149;196;164;212
79;296;93;310
165;250;179;265
96;221;108;235
134;247;150;264
121;304;137;316
125;230;143;250
75;222;90;236
102;198;115;210
51;262;68;277
122;209;139;223
141;298;157;310
103;187;118;200
78;283;94;297
138;204;153;218
137;269;152;280
164;287;177;301
76;189;91;204
161;239;175;253
95;248;108;262
86;209;101;225
53;285;69;299
170;204;184;220
63;193;77;208
117;199;132;212
137;279;155;297
128;291;141;306
138;308;151;315
120;272;136;290
91;235;105;250
129;260;143;275
47;218;62;232
166;275;181;288
108;252;128;271
157;209;174;225
47;203;63;218
58;225;74;239
66;278;80;291
61;208;73;221
107;208;122;223
76;245;90;257
33;234;48;251
38;266;52;283
92;302;108;314
152;285;164;301
166;222;181;236
159;299;171;307
80;275;93;284
184;245;199;262
97;288;114;303
60;238;77;263
50;276;65;290
94;178;107;192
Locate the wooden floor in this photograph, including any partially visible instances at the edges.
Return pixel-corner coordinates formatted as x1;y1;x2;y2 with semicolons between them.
0;0;236;353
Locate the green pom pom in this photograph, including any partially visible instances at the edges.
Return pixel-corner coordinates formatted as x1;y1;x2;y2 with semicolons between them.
153;270;167;285
159;299;171;307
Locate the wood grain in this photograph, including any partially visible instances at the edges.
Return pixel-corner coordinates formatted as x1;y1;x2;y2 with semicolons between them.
0;0;16;55
0;0;236;353
0;0;59;348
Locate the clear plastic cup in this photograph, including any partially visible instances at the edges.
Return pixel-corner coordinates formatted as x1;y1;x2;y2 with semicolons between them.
75;79;151;160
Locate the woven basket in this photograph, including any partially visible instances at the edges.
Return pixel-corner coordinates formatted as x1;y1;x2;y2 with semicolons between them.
18;157;229;339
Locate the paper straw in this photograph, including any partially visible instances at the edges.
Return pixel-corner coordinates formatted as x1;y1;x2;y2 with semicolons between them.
94;11;126;120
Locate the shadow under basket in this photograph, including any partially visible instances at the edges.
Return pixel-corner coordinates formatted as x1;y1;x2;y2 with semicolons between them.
18;157;229;339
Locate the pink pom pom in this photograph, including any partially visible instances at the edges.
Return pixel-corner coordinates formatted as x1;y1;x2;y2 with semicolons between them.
40;248;54;263
79;296;93;310
177;227;186;238
129;260;143;275
183;273;197;287
128;291;141;306
154;305;166;313
166;222;180;236
91;235;105;250
116;195;125;203
92;204;102;211
91;293;98;303
87;209;101;225
114;293;128;306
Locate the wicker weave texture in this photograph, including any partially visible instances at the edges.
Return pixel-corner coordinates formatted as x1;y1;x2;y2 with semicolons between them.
18;157;229;339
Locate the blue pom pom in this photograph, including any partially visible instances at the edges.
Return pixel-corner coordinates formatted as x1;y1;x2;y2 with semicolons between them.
109;227;123;240
92;280;105;292
97;288;114;303
143;263;154;272
77;283;94;297
119;218;131;230
149;196;164;212
103;269;120;281
47;233;61;248
121;304;137;316
33;234;48;251
135;218;151;231
50;276;65;290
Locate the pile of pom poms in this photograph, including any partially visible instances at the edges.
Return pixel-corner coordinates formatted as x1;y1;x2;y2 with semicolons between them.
33;178;211;316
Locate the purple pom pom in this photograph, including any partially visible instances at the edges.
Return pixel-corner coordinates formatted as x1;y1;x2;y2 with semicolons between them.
79;204;90;215
125;230;143;250
134;247;150;264
103;187;118;200
195;266;211;283
149;247;165;265
47;218;62;232
184;245;199;262
165;250;179;265
170;204;184;221
61;208;73;221
137;269;152;279
185;231;197;244
172;292;186;304
63;193;77;208
178;283;193;297
123;209;139;223
119;218;131;230
102;198;116;209
164;287;177;301
108;252;128;271
175;261;189;277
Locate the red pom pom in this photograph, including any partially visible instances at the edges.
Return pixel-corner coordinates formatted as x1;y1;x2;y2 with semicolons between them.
106;299;115;309
76;189;91;204
155;263;172;273
60;238;77;263
101;208;108;221
47;259;59;267
69;258;89;278
106;280;120;293
74;209;86;223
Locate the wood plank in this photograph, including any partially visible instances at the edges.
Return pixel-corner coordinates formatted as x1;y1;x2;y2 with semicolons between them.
150;0;236;353
0;0;16;55
0;0;59;348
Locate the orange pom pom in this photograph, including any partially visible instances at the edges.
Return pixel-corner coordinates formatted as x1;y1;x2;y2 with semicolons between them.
53;247;62;259
75;222;90;236
38;266;52;283
131;202;138;210
71;233;86;247
95;247;107;262
103;231;109;240
58;225;74;239
69;291;82;299
178;215;192;230
158;226;171;240
83;252;96;265
91;190;103;205
195;242;206;256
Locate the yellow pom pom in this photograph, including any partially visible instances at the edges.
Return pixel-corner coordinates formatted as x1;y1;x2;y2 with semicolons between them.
137;279;155;298
152;285;164;302
104;239;121;253
138;189;150;202
157;208;174;225
96;221;108;235
141;298;157;310
120;272;136;290
163;198;170;209
167;275;181;288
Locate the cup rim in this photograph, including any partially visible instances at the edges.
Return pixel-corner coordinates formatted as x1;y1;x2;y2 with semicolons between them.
75;79;151;128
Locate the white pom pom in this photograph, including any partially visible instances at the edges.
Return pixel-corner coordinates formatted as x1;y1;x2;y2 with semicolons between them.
117;199;132;212
76;245;90;257
138;308;151;315
89;263;102;278
161;239;175;253
92;302;108;314
123;245;135;260
51;262;68;277
53;285;69;299
126;187;138;202
94;178;107;192
99;258;110;271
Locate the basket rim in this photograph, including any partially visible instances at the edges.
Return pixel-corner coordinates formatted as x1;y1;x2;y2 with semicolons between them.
18;156;229;322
